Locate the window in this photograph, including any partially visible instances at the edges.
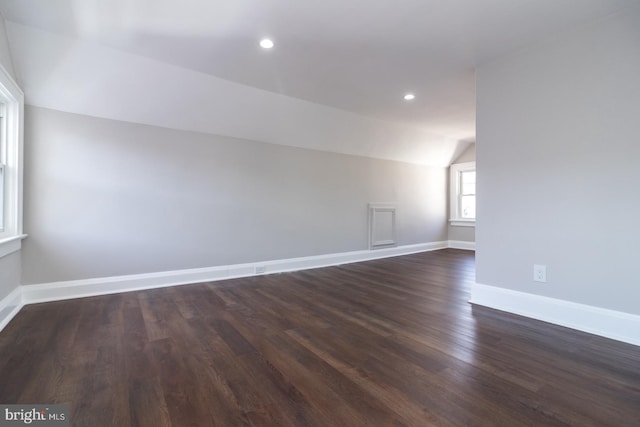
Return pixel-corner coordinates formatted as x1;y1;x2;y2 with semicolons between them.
1;104;6;232
0;64;25;258
449;161;476;227
0;160;4;232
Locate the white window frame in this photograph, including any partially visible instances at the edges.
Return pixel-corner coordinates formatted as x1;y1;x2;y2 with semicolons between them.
0;62;25;259
449;161;476;227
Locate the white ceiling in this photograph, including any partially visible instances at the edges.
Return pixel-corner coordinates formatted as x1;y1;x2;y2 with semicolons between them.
0;0;634;147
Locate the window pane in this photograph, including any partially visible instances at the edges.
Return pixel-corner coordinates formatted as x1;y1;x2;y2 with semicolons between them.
461;171;476;195
0;164;4;231
461;195;475;219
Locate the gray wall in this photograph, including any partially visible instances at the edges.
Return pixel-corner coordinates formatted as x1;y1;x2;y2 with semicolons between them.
476;8;640;315
452;144;475;164
448;144;475;242
22;106;448;284
0;12;20;301
0;13;15;81
0;251;20;299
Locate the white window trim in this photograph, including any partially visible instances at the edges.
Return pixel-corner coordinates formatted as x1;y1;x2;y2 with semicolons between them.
0;62;25;259
449;161;476;227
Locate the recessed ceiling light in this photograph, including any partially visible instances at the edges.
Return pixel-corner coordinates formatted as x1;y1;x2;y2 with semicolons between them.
404;93;415;101
259;38;274;49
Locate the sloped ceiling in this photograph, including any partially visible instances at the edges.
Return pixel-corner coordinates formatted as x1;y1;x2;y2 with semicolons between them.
0;0;634;165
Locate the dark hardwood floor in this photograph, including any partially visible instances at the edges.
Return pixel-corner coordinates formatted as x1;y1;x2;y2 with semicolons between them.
0;249;639;426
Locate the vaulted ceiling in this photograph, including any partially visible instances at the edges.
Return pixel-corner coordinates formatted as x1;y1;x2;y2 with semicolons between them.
0;0;633;165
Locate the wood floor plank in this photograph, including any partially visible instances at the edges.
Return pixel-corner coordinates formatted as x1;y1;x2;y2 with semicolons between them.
1;249;639;426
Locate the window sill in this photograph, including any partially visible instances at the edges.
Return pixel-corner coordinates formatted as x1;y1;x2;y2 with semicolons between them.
449;219;475;228
0;234;27;259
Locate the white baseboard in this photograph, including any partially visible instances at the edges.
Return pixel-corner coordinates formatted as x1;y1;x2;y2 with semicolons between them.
470;283;640;347
20;241;448;306
0;286;23;332
448;240;475;250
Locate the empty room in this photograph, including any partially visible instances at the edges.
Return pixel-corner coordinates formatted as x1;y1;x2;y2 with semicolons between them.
0;0;639;426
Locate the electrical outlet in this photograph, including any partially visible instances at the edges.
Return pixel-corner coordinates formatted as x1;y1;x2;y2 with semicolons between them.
255;266;267;274
533;264;547;283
